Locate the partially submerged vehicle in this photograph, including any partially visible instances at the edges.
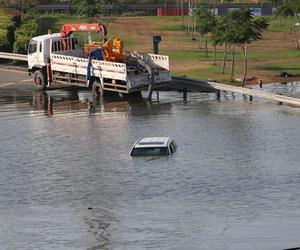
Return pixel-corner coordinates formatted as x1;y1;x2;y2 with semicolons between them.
130;137;177;156
27;23;171;99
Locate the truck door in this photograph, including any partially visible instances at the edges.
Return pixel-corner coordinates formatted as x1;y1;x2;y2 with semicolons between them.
27;39;39;69
37;41;43;65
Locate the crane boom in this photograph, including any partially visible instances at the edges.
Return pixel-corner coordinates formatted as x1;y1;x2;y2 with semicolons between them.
60;23;107;38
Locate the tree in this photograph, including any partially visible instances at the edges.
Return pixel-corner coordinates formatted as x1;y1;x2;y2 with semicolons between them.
240;16;269;86
274;5;294;31
289;0;300;50
274;1;300;50
212;10;242;82
212;9;268;85
211;17;229;74
195;4;216;58
13;9;39;53
72;0;117;18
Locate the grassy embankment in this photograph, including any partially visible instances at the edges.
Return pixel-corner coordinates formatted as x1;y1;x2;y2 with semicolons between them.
39;14;300;84
148;16;300;84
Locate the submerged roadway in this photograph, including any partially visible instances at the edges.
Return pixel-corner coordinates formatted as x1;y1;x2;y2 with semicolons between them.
0;66;32;92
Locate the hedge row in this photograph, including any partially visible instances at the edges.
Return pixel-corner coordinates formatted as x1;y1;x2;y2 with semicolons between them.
0;9;20;52
13;9;39;54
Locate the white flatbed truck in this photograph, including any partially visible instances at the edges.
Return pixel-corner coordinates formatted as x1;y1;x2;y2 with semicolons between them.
27;24;171;98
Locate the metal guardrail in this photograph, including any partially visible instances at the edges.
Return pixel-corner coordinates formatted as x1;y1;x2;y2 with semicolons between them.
209;81;300;107
0;52;28;62
172;76;300;107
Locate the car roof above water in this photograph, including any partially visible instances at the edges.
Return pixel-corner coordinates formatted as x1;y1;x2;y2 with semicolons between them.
134;137;171;148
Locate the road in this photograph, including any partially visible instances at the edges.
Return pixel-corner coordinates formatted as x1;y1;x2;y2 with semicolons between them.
0;66;33;92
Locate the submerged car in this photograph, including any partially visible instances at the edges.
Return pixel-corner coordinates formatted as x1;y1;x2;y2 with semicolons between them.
130;137;177;156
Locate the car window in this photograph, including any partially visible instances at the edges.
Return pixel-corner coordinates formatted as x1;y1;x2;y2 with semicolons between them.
131;147;170;156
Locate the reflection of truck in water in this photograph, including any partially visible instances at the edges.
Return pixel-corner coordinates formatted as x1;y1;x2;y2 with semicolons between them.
31;89;172;117
31;90;133;116
27;23;171;99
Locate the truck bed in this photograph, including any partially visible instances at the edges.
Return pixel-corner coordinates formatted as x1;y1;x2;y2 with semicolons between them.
50;50;171;93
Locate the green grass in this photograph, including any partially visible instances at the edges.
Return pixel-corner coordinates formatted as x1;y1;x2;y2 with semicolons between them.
258;62;300;74
247;49;300;60
164;49;228;61
165;35;200;46
158;24;186;31
167;47;300;62
267;17;299;32
144;16;182;22
150;15;299;33
173;64;244;83
164;49;205;60
169;48;300;80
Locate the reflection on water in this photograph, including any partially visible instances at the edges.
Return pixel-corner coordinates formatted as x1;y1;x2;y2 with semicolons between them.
27;90;174;118
0;82;300;250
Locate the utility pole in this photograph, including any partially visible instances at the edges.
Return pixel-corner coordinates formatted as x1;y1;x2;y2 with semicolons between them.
187;1;191;32
181;0;184;25
193;0;197;40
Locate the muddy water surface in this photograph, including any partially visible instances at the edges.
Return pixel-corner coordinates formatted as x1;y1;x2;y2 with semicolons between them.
0;81;300;250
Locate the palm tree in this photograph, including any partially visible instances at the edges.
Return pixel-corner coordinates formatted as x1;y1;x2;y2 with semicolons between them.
195;4;216;58
289;0;300;50
274;5;294;31
215;10;241;82
212;9;268;85
241;17;268;86
211;17;229;74
275;2;300;50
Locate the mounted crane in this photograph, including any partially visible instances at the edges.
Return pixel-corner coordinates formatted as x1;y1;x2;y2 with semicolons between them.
60;23;107;58
60;23;107;38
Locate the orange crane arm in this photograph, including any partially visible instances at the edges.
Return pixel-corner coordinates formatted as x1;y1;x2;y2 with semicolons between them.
60;23;107;38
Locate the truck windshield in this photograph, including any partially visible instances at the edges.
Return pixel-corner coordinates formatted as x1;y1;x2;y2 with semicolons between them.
131;147;170;156
28;40;37;54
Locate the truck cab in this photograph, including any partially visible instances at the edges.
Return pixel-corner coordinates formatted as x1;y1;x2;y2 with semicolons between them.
27;33;60;74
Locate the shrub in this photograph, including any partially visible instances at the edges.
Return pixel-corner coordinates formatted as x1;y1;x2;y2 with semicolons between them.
0;29;9;51
0;9;22;52
13;10;39;54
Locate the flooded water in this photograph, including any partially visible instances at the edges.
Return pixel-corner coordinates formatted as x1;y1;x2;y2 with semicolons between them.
0;82;300;250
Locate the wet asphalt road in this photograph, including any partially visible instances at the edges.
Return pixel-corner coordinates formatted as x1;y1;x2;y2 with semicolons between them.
0;66;33;92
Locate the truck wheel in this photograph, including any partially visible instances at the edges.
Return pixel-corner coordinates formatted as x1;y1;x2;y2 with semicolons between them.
92;81;104;97
33;70;46;90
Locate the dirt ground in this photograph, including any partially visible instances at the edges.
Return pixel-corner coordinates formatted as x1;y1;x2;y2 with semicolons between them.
110;17;300;85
